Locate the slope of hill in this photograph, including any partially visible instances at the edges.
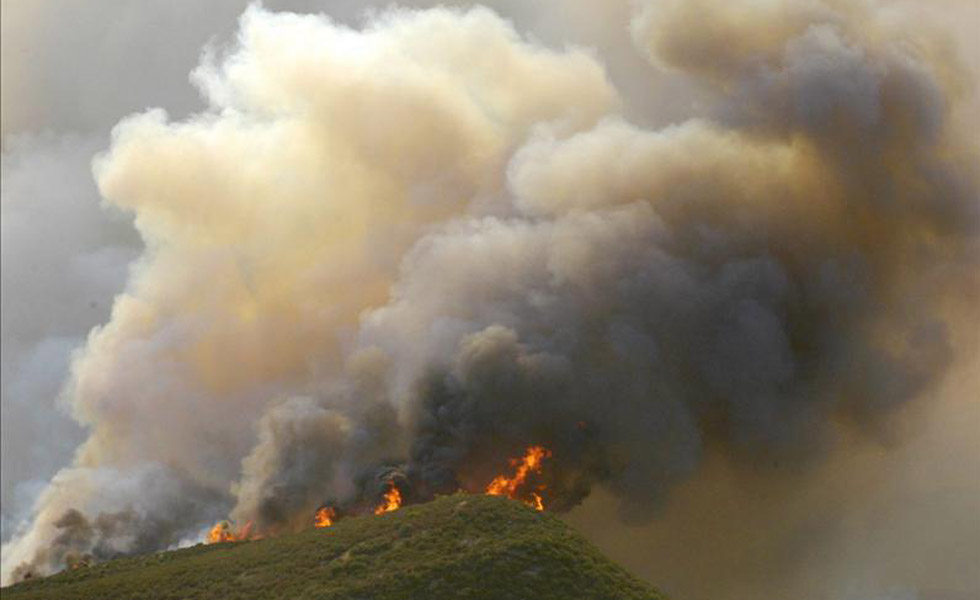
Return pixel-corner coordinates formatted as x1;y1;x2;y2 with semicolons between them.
2;494;667;600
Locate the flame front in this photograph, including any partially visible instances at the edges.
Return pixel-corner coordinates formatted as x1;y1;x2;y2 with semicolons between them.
206;520;254;544
314;506;336;528
374;482;403;515
207;449;549;544
485;445;551;511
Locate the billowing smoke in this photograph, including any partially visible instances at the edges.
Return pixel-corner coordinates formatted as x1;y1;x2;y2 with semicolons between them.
2;0;977;592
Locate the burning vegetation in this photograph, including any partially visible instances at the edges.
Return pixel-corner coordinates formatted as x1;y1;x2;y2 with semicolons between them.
374;482;404;515
207;445;553;543
206;520;255;544
313;506;336;529
485;446;551;511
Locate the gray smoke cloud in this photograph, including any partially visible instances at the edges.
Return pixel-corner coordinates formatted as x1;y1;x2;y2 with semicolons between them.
566;364;980;600
2;1;978;598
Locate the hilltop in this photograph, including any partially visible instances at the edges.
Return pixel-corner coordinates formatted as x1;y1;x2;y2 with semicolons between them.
2;494;667;600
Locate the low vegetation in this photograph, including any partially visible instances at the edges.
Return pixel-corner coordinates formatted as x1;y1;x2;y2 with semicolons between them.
3;494;666;599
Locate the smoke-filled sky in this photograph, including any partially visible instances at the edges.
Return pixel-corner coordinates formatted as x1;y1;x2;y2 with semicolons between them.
1;1;978;598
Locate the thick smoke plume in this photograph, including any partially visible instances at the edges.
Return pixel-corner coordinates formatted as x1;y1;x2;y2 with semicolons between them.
2;0;977;590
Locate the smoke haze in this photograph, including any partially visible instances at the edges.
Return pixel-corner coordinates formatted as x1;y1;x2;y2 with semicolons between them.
2;1;978;598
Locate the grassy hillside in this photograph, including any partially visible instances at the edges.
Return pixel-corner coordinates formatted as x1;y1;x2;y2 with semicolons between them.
3;494;667;600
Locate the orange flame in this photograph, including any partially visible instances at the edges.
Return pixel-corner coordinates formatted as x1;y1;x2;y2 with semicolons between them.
314;506;336;528
374;481;403;515
206;520;254;544
485;445;551;511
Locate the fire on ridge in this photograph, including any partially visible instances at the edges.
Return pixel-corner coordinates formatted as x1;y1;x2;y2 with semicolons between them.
374;481;403;516
485;445;551;511
206;520;256;544
206;445;553;543
313;506;336;529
